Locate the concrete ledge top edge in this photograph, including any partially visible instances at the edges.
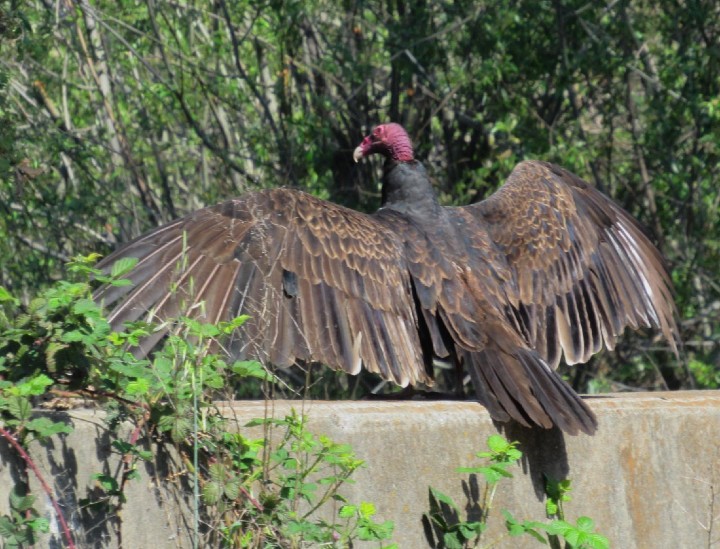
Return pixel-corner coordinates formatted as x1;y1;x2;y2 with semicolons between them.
214;389;720;413
54;390;719;422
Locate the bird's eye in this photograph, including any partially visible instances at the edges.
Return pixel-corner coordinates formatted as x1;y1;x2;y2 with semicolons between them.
373;126;384;137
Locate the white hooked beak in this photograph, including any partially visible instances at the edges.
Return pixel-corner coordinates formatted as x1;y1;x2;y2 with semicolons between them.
353;145;364;163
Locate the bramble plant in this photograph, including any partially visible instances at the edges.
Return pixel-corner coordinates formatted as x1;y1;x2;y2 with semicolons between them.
0;255;396;548
0;489;50;548
204;412;396;547
425;434;609;549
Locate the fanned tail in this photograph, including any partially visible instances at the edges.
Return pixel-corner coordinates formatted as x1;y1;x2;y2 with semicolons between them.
462;346;597;435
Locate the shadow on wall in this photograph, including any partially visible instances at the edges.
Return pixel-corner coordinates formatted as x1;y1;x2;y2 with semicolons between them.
0;412;193;549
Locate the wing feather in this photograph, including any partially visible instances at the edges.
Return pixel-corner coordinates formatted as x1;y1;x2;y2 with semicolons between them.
95;188;430;386
464;160;679;368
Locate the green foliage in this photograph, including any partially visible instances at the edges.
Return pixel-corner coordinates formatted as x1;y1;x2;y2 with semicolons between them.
222;412;394;546
688;358;720;389
0;256;395;547
546;517;609;549
425;434;525;548
541;477;611;549
502;510;547;543
338;502;396;543
0;489;49;549
425;435;609;549
457;434;522;484
0;0;715;394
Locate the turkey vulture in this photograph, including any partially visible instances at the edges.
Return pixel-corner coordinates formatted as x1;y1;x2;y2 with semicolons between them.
95;123;679;435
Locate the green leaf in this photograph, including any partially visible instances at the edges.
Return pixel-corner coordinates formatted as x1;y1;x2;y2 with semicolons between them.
359;501;376;518
25;417;73;438
202;370;225;390
224;480;240;501
0;516;16;538
6;397;31;421
231;360;276;381
72;298;99;316
587;532;610;549
0;286;17;303
548;516;608;548
487;434;510;453
9;490;35;512
193;322;220;338
547;520;571;536
202;481;223;505
576;516;595;532
13;375;53;396
93;473;119;493
482;434;522;462
157;414;191;443
546;499;559;515
429;487;460;511
461;464;513;484
458;521;485;538
109;278;133;287
503;510;547;542
301;482;317;499
339;504;356;518
442;531;464;549
27;517;50;533
110;257;139;278
565;529;580;546
126;469;140;482
208;463;226;482
126;378;150;395
136;450;154;461
111;440;152;461
284;519;327;541
110;440;134;455
525;528;548;543
221;315;250;333
61;330;84;343
357;518;394;541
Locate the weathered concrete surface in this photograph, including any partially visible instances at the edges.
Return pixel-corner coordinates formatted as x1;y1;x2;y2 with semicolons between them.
1;391;718;548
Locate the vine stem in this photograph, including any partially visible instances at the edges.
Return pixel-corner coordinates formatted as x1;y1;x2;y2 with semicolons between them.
0;426;77;549
239;486;264;512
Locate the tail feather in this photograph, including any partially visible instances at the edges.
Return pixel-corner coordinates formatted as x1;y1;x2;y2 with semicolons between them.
463;346;597;435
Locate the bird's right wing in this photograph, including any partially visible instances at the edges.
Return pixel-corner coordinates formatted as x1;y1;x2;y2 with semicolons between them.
94;189;430;387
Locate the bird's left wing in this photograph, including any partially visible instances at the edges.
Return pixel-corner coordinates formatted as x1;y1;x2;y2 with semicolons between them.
460;160;679;368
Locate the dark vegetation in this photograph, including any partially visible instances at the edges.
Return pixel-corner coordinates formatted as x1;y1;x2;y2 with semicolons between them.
0;2;717;546
1;0;718;394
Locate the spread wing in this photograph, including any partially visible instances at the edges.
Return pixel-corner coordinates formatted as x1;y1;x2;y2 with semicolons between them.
94;188;430;387
464;160;680;369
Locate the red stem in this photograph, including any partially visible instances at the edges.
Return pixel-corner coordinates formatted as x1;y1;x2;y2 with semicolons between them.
240;486;264;512
0;426;76;549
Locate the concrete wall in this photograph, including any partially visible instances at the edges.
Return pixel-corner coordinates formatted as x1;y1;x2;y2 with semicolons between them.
1;391;718;548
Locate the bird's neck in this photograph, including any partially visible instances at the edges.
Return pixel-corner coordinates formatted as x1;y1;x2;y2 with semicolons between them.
381;160;441;217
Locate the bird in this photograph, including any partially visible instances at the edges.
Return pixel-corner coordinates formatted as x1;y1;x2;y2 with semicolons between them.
95;122;679;435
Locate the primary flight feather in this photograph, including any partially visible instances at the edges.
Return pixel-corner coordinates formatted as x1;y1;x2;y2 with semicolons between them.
95;123;679;435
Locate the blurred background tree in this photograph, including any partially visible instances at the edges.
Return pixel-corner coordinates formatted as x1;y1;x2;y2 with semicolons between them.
1;0;717;393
